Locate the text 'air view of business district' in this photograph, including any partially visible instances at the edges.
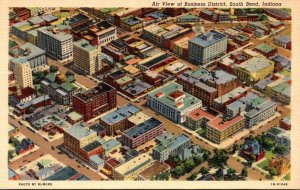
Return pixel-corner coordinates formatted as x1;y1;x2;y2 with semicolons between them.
8;7;291;182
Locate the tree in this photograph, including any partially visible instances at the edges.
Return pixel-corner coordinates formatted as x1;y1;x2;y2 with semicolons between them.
232;144;240;154
209;149;229;168
262;136;275;150
187;173;197;181
241;167;248;178
155;171;170;181
66;70;74;76
269;167;278;176
173;165;185;177
200;166;209;175
184;158;195;172
50;65;58;73
273;144;287;155
227;168;236;176
193;156;204;165
202;149;210;160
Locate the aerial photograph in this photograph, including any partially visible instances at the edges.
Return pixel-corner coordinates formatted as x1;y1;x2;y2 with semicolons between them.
8;7;291;181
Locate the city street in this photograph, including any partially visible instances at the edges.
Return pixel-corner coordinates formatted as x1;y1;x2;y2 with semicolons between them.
8;118;104;180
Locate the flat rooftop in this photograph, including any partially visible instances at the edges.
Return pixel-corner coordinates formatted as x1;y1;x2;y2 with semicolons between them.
208;115;244;131
188;108;216;121
65;124;96;141
214;87;247;104
101;104;140;125
123;117;162;139
237;56;273;72
189;30;226;48
74;39;98;52
74;83;115;102
148;82;201;111
127;111;151;125
114;153;153;176
138;161;169;180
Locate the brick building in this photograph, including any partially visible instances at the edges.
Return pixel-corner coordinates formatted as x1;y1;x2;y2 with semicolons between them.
72;83;116;121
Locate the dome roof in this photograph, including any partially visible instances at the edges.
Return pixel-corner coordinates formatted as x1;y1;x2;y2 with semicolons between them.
55;73;67;83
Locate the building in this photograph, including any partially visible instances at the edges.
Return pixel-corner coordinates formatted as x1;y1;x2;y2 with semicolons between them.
13;8;30;21
240;140;265;162
127;111;151;126
40;73;78;105
37;27;73;62
212;87;248;112
137;161;170;180
72;83;117;121
273;35;291;50
112;153;155;180
271;81;291;105
185;108;216;130
12;20;39;41
121;118;164;149
14;95;52;115
147;82;202;123
177;69;238;106
177;69;217;106
66;111;83;125
9;42;47;71
234;56;274;85
206;115;245;144
152;134;192;162
103;139;122;156
264;9;291;21
72;21;117;46
280;116;291;130
226;93;277;128
8;168;20;180
90;124;106;137
27;7;59;17
99;104;140;136
177;14;200;24
73;39;101;75
64;124;103;160
188;30;227;65
13;58;33;89
10;87;36;106
268;157;290;175
89;155;105;171
267;127;290;150
254;43;278;58
121;16;143;31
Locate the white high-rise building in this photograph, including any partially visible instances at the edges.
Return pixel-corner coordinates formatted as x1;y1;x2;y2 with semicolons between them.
37;27;73;62
73;39;101;75
14;58;33;89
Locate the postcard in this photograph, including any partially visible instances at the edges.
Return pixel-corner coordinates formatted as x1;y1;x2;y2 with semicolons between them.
1;0;300;189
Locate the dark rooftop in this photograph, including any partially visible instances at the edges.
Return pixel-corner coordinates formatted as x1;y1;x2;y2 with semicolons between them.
45;166;78;180
74;83;115;102
82;140;102;152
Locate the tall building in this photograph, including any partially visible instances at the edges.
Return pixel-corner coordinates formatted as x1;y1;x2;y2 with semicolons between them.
121;118;164;149
72;83;117;121
188;30;227;65
147;82;202;123
73;39;101;75
37;27;73;62
13;58;33;89
9;42;47;71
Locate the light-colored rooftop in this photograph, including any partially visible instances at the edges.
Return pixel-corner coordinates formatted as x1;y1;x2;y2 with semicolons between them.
214;86;247;104
237;56;274;72
65;124;96;141
127;111;151;125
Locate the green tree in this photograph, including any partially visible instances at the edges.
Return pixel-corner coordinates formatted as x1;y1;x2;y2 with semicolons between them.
209;149;229;168
187;173;197;181
227;168;236;176
66;70;74;76
269;167;278;176
273;144;287;155
241;167;248;178
193;156;204;165
173;165;185;177
262;137;275;150
202;149;210;160
50;65;58;73
184;158;195;172
200;166;209;175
